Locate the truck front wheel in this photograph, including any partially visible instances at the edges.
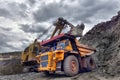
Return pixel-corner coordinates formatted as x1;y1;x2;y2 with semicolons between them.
63;55;79;76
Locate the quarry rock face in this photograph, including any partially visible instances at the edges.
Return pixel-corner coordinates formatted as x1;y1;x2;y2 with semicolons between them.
80;11;120;76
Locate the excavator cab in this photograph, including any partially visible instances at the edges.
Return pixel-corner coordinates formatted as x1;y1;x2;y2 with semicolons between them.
21;39;41;72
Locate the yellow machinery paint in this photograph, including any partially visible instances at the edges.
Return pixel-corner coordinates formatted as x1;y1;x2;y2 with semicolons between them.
21;44;37;63
21;40;40;67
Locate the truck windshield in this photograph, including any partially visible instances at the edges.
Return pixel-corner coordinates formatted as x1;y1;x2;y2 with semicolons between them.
57;42;65;50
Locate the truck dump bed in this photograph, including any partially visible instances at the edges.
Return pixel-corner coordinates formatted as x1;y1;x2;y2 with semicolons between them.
75;40;95;56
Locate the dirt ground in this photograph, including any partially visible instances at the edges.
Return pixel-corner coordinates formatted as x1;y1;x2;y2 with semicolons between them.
0;56;119;80
0;71;120;80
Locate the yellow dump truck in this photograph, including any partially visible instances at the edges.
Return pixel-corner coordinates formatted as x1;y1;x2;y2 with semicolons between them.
36;33;96;76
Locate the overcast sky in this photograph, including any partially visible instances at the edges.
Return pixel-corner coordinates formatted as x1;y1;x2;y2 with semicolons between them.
0;0;120;53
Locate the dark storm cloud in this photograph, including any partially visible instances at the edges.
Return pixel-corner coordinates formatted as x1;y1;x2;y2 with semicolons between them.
0;26;30;52
0;8;11;18
33;0;119;23
7;2;28;18
20;23;51;40
0;2;28;19
28;0;36;6
0;31;12;51
81;0;96;7
37;28;50;39
33;2;68;22
77;0;118;19
20;24;48;33
0;27;12;31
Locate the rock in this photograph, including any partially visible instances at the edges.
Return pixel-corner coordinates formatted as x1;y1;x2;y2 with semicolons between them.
80;11;120;76
0;58;23;75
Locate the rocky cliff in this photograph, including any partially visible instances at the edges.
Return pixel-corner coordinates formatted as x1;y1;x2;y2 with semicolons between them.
80;11;120;76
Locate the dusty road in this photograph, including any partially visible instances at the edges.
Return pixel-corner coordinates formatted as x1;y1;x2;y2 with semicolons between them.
0;72;120;80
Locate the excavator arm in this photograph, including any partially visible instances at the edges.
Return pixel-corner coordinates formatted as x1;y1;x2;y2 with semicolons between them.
51;17;70;38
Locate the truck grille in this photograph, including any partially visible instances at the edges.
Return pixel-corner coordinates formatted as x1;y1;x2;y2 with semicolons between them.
41;61;48;67
40;55;48;67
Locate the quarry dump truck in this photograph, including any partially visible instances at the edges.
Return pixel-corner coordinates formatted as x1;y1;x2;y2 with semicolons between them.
21;17;96;76
36;33;96;76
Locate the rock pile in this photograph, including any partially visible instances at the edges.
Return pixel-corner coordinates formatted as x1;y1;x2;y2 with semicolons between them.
80;11;120;76
0;52;23;75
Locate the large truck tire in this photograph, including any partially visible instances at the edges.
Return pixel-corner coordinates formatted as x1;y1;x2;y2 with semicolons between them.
86;56;96;72
63;55;79;76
